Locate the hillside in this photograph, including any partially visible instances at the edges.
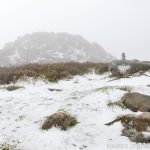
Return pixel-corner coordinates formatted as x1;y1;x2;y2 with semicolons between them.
0;71;150;149
0;32;115;66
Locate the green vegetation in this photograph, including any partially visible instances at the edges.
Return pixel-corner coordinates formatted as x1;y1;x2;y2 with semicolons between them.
0;144;10;150
70;116;78;127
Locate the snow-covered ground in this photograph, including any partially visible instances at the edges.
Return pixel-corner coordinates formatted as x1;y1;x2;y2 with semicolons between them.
0;72;150;150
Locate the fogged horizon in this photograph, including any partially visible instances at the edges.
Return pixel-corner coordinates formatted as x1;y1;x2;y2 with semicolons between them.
0;0;150;61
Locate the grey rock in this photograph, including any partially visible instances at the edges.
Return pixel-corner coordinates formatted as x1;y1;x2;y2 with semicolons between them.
109;60;150;76
122;92;150;112
106;112;150;143
130;132;150;143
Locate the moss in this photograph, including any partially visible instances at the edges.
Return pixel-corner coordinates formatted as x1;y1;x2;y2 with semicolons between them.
70;117;77;127
1;148;9;150
0;144;10;150
118;115;134;124
46;77;58;83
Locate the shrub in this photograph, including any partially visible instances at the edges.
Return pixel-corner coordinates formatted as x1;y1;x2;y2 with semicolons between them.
0;62;108;84
41;112;78;130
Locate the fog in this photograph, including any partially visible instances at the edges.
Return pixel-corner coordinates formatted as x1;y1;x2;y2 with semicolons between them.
0;0;150;60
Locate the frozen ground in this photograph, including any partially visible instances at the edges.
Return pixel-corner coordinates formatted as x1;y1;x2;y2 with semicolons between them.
0;72;150;150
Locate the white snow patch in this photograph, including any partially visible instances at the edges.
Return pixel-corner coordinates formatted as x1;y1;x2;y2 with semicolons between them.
0;72;150;149
118;65;131;74
8;51;21;64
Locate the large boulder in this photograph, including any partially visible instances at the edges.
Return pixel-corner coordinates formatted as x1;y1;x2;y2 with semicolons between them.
109;60;150;76
121;92;150;112
41;112;77;130
133;112;150;132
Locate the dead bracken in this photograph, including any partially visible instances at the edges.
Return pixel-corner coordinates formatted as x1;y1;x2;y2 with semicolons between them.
42;112;77;130
0;63;108;84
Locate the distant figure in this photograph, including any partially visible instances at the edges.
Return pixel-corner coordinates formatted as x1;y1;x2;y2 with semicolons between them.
122;53;126;62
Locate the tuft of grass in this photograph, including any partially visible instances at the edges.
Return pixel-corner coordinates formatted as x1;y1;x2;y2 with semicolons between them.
41;112;78;130
107;100;126;109
6;85;24;91
70;117;78;127
97;86;114;94
0;143;17;150
117;86;132;92
0;144;10;150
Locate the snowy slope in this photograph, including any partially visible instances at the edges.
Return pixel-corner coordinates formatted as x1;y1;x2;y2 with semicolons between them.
0;32;115;66
0;72;150;150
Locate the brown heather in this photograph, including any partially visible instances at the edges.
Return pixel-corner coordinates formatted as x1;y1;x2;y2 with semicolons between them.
0;62;108;84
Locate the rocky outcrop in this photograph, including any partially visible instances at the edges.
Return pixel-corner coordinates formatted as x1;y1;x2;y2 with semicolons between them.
121;92;150;112
41;112;77;130
109;60;150;76
105;113;150;143
122;129;150;143
0;32;115;66
106;92;150;143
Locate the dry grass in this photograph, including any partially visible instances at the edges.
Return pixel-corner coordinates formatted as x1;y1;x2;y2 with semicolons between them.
117;86;132;92
107;100;126;109
0;62;108;84
42;112;77;130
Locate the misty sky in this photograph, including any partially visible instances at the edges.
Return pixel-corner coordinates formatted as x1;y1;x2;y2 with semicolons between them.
0;0;150;60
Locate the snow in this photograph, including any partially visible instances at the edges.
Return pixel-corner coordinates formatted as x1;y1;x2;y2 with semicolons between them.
0;72;150;150
8;51;21;64
53;51;64;59
118;65;131;74
143;132;150;137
